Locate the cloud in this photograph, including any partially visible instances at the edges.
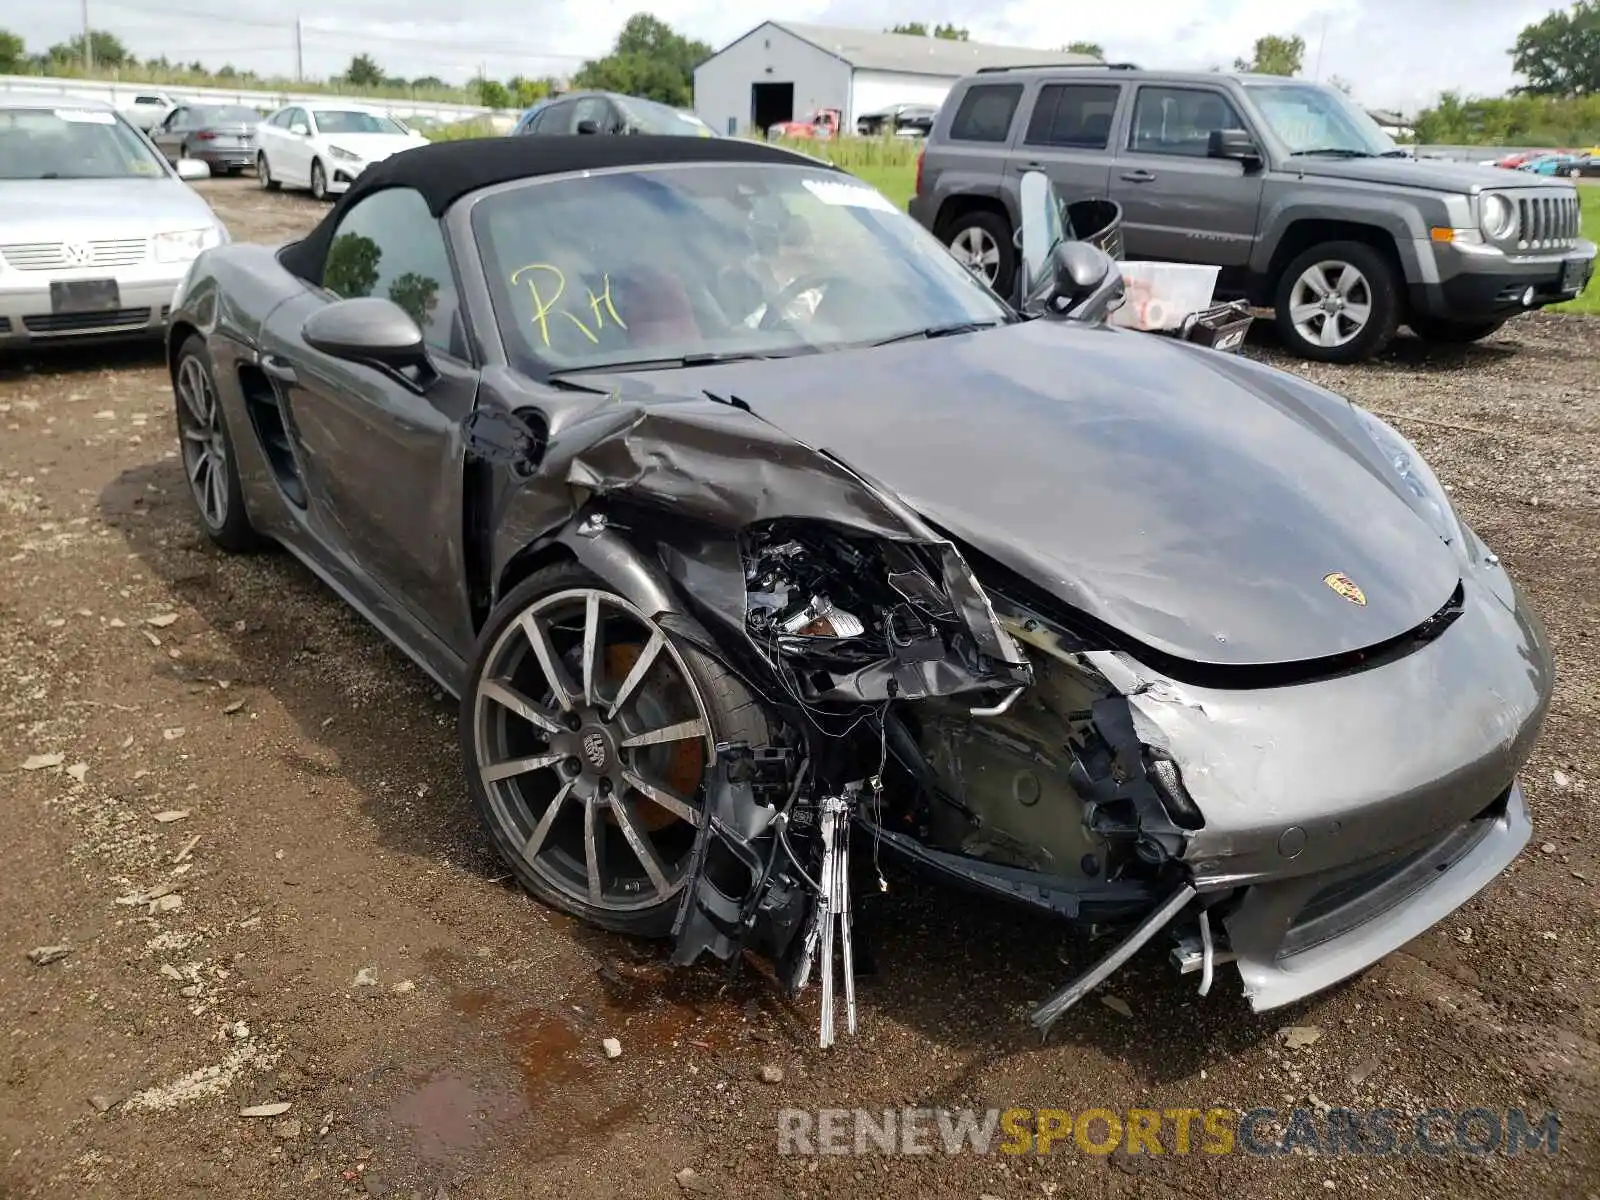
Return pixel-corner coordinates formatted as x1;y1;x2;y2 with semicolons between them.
6;0;1557;111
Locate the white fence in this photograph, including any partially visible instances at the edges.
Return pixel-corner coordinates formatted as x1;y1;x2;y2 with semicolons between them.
0;72;504;121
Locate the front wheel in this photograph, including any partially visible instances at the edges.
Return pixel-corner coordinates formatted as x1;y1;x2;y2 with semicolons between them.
172;335;261;554
257;153;279;190
1273;240;1402;363
461;562;774;936
1409;314;1507;344
310;158;329;202
943;209;1016;299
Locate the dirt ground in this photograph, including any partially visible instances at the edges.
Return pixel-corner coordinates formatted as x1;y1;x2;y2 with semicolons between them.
1;177;1596;1200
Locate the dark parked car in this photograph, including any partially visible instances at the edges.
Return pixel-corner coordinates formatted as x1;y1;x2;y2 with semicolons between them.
856;102;938;137
513;91;713;137
165;135;1549;1043
911;65;1595;361
151;103;261;175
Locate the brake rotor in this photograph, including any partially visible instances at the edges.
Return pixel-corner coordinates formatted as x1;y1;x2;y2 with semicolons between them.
606;642;706;832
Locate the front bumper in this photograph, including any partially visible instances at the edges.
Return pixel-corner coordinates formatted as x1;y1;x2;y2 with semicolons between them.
1415;238;1596;319
0;269;190;347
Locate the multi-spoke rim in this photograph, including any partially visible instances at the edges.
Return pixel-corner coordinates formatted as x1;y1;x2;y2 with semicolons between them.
472;588;714;913
1289;260;1373;349
176;355;228;529
950;225;1001;283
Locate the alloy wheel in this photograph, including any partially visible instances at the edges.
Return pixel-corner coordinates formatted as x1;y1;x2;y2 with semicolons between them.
258;154;271;188
471;588;714;913
176;355;228;529
950;224;1001;284
1289;260;1373;349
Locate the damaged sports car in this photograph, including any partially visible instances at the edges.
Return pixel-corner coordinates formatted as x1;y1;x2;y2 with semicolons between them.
166;136;1552;1042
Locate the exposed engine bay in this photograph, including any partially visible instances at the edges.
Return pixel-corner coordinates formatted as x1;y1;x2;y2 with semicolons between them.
669;520;1205;1043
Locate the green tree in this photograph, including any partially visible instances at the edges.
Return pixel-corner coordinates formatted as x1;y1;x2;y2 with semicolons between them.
889;22;968;39
889;22;928;35
324;234;381;300
1233;33;1305;76
571;13;710;106
933;23;969;40
0;28;25;73
1065;40;1105;58
411;75;446;90
1511;0;1600;96
343;53;384;88
476;77;511;108
508;75;555;108
48;30;130;69
387;272;439;329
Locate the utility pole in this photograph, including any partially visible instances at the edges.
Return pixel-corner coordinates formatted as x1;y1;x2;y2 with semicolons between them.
1312;14;1328;81
295;17;304;82
82;0;94;71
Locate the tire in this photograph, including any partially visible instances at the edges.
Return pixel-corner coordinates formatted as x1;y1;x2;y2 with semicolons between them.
1408;314;1507;344
310;158;329;202
1273;240;1402;364
258;153;279;190
943;208;1016;299
462;562;774;937
172;334;261;554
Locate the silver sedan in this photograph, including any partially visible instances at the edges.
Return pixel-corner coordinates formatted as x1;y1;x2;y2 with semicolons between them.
0;95;229;349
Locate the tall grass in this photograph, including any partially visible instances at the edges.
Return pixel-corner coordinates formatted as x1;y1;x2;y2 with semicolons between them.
36;62;479;105
424;119;501;141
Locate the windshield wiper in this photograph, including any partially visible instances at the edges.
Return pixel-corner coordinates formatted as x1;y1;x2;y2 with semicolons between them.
1289;147;1374;158
549;349;806;376
868;320;1006;347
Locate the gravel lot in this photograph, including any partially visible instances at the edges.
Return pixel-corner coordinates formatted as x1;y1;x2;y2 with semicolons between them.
1;177;1596;1199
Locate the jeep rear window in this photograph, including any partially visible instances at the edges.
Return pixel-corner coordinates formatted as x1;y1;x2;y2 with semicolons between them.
948;84;1023;143
1024;84;1120;149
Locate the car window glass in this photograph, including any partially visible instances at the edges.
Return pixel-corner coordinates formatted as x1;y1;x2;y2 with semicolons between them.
321;186;462;358
313;110;406;135
537;101;574;134
1128;87;1246;156
0;106;170;179
1024;84;1120;149
136;95;165;106
165;108;187;129
572;97;608;130
948;84;1023;143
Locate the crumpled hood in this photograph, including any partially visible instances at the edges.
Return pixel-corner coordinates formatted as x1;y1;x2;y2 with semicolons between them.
1289;155;1573;194
593;321;1463;669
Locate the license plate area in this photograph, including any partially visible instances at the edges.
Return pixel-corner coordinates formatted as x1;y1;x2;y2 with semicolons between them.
1560;258;1587;292
50;278;121;313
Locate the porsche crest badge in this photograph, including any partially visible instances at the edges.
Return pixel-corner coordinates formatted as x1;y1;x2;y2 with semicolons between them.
1323;572;1367;606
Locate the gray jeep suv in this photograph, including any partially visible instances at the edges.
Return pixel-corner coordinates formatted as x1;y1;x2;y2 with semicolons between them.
909;65;1595;362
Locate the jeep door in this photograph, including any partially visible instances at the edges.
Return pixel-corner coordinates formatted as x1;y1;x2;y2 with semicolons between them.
1006;81;1122;210
1110;83;1266;266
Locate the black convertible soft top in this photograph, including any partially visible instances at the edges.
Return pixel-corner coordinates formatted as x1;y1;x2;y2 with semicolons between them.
279;134;837;285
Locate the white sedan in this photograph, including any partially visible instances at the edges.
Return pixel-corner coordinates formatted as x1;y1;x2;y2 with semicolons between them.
254;104;427;202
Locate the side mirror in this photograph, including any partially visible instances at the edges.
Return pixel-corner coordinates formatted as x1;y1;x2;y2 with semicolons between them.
175;158;211;181
303;297;435;386
575;118;600;135
1208;127;1261;166
289;123;309;137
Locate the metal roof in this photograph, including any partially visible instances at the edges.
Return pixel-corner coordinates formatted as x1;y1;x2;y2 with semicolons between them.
764;21;1097;77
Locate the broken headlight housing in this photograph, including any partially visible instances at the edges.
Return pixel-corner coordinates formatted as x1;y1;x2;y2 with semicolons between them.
1351;405;1463;548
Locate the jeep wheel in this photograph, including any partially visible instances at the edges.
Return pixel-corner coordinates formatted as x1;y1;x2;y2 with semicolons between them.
1408;314;1507;344
1274;241;1401;364
944;210;1016;298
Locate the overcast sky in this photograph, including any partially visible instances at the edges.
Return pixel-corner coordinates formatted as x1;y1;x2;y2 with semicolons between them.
7;0;1556;112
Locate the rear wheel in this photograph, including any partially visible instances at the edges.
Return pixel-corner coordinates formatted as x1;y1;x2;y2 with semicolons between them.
462;563;773;936
1409;314;1507;344
943;209;1016;299
1273;240;1402;363
310;158;329;202
173;335;261;554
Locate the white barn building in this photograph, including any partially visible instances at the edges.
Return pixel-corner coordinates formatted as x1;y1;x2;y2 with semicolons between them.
693;21;1096;137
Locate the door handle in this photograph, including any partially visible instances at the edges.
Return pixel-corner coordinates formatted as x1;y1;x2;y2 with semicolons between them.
260;354;298;384
1120;169;1157;183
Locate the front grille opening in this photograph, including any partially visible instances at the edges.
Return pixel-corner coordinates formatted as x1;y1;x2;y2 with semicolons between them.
23;307;152;334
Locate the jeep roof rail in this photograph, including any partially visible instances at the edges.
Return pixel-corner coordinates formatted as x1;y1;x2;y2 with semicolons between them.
975;62;1142;73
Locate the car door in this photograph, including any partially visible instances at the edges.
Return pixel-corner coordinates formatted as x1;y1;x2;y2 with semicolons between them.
1110;84;1266;266
278;107;313;183
261;185;480;652
154;106;189;161
1007;82;1121;209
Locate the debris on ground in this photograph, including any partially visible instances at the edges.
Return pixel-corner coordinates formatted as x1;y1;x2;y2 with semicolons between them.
759;1064;784;1084
1278;1026;1323;1050
602;1038;622;1059
20;752;64;771
146;613;179;627
65;762;89;783
352;967;378;988
27;945;72;966
152;809;191;823
1099;995;1133;1018
240;1102;292;1118
675;1167;711;1195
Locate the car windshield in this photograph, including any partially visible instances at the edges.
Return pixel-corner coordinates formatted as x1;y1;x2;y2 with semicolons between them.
0;106;169;180
1245;82;1399;156
197;105;262;125
617;96;713;137
474;162;1011;374
313;110;406;135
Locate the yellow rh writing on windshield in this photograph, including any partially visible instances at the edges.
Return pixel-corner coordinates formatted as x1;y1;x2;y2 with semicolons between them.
510;263;627;347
